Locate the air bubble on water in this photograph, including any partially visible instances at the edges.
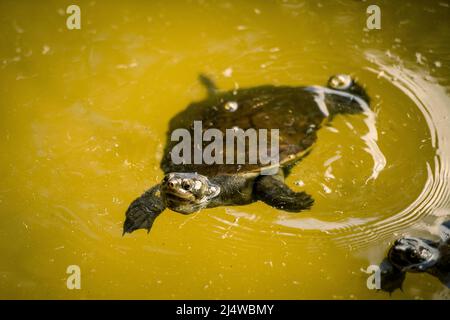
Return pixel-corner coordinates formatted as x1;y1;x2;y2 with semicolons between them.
415;52;425;65
123;159;131;167
42;45;50;55
294;180;305;187
434;61;442;68
321;183;332;194
254;8;261;15
236;25;247;31
224;101;238;112
222;67;233;78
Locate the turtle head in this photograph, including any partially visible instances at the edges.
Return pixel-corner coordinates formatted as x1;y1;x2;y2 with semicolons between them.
327;74;370;105
388;237;440;272
161;172;220;214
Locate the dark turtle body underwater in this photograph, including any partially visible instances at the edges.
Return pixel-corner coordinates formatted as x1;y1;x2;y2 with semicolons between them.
123;74;370;234
380;220;450;292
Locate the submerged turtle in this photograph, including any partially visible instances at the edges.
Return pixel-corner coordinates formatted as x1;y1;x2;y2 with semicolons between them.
380;220;450;292
123;74;370;234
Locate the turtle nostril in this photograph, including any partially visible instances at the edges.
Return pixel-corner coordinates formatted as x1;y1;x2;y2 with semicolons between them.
168;181;175;188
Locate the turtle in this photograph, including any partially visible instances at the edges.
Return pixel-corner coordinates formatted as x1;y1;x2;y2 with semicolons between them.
123;74;370;235
379;220;450;293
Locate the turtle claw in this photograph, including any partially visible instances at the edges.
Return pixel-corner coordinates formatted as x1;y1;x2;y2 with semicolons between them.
123;186;165;235
295;191;314;210
379;258;406;293
254;175;315;212
280;191;314;212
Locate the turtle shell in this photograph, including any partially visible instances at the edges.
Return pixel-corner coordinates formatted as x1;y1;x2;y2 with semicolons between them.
161;85;341;176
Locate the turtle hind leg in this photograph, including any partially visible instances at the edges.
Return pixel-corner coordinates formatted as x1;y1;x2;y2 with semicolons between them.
253;175;314;212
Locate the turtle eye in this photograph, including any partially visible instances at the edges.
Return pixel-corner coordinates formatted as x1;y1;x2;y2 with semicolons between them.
181;180;193;191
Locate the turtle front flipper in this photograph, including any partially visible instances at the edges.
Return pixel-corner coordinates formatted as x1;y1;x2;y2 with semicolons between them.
123;185;165;235
379;258;406;293
253;175;314;212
